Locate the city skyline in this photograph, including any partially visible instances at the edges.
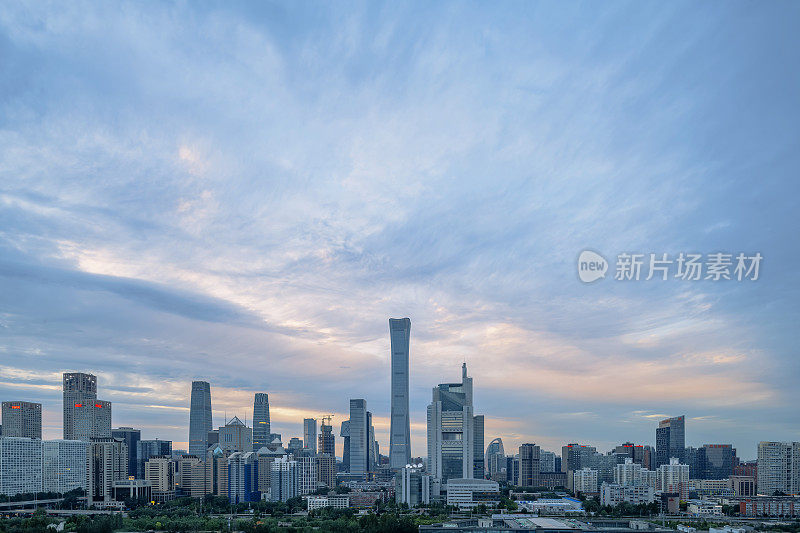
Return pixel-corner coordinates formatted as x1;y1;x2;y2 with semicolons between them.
1;1;799;461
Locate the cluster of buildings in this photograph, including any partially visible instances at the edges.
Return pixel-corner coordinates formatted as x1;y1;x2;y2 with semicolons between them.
1;317;799;519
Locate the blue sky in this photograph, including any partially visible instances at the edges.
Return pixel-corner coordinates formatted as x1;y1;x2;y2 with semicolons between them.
1;1;798;460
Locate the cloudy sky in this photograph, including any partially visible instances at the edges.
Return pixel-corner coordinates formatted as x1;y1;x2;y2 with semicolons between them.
1;1;798;461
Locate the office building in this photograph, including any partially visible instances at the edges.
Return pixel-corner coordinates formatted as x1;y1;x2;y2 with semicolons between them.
340;420;350;471
348;399;369;475
137;439;172;479
506;455;519;485
219;416;253;453
145;456;175;502
252;393;270;451
303;418;317;455
445;478;500;510
427;363;479;483
287;437;303;456
572;467;599;493
0;437;42;496
317;453;336;488
87;437;128;507
174;454;201;497
519;443;541;488
703;444;735;480
1;402;42;439
306;495;350;510
111;427;141;478
63;373;111;441
561;443;597;473
540;450;557;474
485;438;505;480
656;415;685;467
473;415;484;478
188;381;212;457
757;441;800;496
395;464;431;506
42;439;88;494
389;317;412;469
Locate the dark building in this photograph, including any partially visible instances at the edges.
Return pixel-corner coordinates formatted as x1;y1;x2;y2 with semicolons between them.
473;415;485;479
519;443;541;488
318;419;335;457
137;439;172;479
656;415;685;467
539;471;568;489
111;427;141;477
685;446;706;479
703;444;735;479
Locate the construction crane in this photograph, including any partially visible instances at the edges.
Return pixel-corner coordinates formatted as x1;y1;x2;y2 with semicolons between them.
320;414;335;427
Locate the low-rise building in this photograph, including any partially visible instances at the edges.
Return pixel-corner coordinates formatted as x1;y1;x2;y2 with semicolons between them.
305;494;350;511
517;497;584;514
446;478;500;510
600;482;654;507
687;499;722;516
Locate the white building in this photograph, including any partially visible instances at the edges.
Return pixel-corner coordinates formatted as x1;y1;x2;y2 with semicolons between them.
687;499;723;516
614;457;659;487
42;440;87;494
270;456;299;502
396;464;432;507
0;437;42;496
517;497;584;514
600;482;655;507
657;457;690;499
445;478;500;509
539;451;556;473
306;494;349;511
572;467;598;493
297;455;318;495
757;441;800;496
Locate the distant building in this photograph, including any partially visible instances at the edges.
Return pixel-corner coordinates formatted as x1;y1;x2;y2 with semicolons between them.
348;399;369;476
601;482;655;507
702;444;735;479
87;437;128;507
228;451;259;503
657;457;690;499
389;317;412;470
0;437;42;496
316;454;336;488
655;416;685;468
42;439;88;493
340;420;351;472
219;416;253;453
137;439;172;479
538;471;568;489
572;467;598;494
519;444;541;488
144;456;175;502
485;438;505;481
303;419;317;455
252;393;271;451
1;402;42;439
540;450;556;474
188;381;212;457
445;478;500;509
757;441;800;496
306;494;349;510
396;464;432;507
318;420;335;457
270;456;300;502
63;373;111;442
111;427;141;478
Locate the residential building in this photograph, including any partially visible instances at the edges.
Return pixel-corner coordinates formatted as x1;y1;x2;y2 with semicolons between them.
317;453;336;488
188;381;212;457
252;393;270;451
1;402;42;439
657;457;690;499
572;467;598;493
111;427;141;478
297;455;318;495
389;317;412;469
270;456;299;502
144;456;175;502
601;482;655;506
757;441;800;496
655;416;685;468
228;451;259;503
87;437;128;507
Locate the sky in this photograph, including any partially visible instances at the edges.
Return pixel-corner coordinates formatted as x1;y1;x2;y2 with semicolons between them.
1;1;798;462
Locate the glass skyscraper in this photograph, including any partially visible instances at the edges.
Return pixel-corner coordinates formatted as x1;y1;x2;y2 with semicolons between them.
389;318;412;469
656;415;685;468
252;393;271;451
188;381;212;456
348;399;368;475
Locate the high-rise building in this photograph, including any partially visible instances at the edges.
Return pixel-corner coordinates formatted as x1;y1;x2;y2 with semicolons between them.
348;399;368;475
572;467;599;493
317;454;336;488
389;317;412;469
219;416;253;453
757;441;800;496
485;438;505;480
228;451;259;503
519;443;541;488
702;444;735;480
340;420;350;471
396;464;432;506
137;439;172;479
252;393;270;451
287;437;303;456
87;437;128;506
657;457;690;499
189;381;212;457
473;415;485;479
318;419;335;457
145;456;175;502
63;373;111;441
540;451;557;473
427;363;479;483
1;402;42;439
270;456;299;502
0;437;42;496
42;439;88;493
111;427;141;478
655;416;685;468
303;418;317;455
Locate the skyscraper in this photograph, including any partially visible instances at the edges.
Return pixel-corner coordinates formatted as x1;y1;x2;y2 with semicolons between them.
111;427;141;477
519;443;541;488
655;415;685;467
318;418;335;457
1;402;42;439
473;415;485;478
348;399;368;475
252;393;270;451
63;372;111;441
389;317;412;469
757;441;800;496
485;438;505;480
303;418;317;455
340;420;350;472
427;363;479;483
189;381;212;456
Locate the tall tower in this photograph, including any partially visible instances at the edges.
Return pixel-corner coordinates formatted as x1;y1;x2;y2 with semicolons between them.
389;317;412;469
303;418;317;455
252;393;271;450
63;372;110;441
1;401;42;439
348;399;368;475
188;381;212;456
656;415;685;467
